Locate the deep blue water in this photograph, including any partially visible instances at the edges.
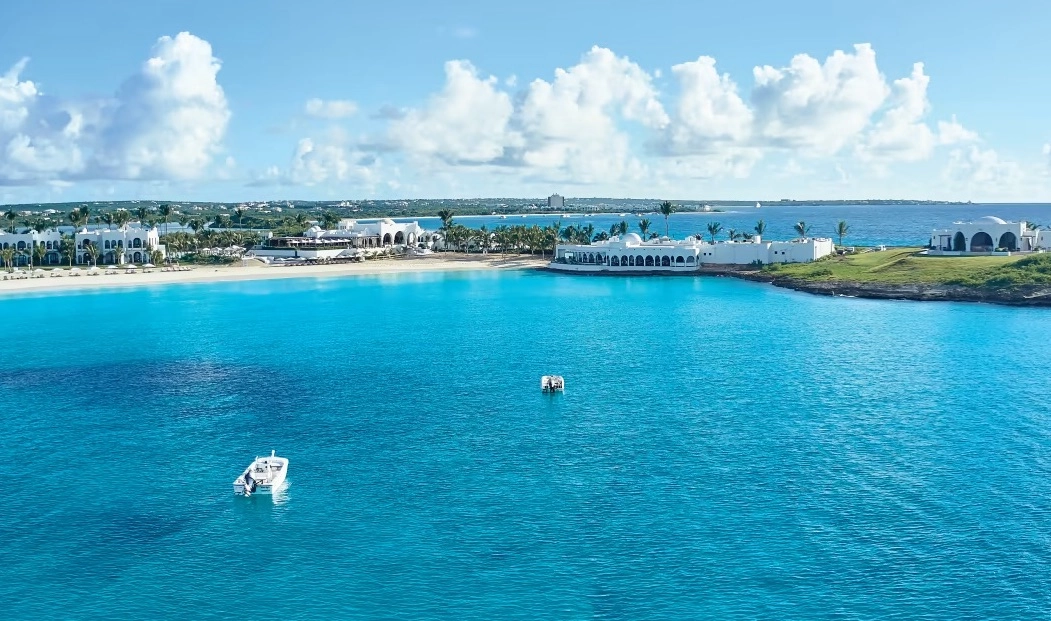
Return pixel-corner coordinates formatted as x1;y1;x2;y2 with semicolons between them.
405;203;1051;246
3;271;1051;619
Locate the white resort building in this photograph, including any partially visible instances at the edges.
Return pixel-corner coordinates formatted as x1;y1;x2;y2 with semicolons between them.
0;223;166;266
75;224;165;265
929;216;1051;254
551;233;834;272
0;228;64;265
249;218;430;260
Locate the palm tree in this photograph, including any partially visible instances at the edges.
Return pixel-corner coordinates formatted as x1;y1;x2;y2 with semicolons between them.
188;218;205;235
3;210;16;232
542;224;559;258
60;237;76;267
836;220;850;247
580;223;595;245
638;219;652;239
18;246;31;270
794;221;811;239
33;242;46;267
658;201;676;237
619;220;629;236
436;209;454;251
112;241;124;266
320;211;339;230
0;247;14;271
85;242;100;266
235;207;248;229
68;207;82;231
112;209;131;229
706;222;723;244
754;220;766;239
159;204;174;238
136;206;150;223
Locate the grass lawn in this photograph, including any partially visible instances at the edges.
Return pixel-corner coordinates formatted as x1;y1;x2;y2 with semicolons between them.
764;248;1051;287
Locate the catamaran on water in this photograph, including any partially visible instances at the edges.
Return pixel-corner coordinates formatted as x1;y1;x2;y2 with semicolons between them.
233;451;289;496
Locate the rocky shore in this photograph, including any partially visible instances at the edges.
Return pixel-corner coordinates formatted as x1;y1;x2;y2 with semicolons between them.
699;266;1051;307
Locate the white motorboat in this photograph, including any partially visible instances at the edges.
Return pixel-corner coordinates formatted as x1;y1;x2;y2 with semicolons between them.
541;375;564;393
233;450;289;496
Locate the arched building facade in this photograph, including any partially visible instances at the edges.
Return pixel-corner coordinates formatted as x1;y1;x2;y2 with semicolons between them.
929;216;1048;254
551;233;834;272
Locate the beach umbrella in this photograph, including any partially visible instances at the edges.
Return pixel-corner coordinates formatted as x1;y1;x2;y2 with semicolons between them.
143;263;155;268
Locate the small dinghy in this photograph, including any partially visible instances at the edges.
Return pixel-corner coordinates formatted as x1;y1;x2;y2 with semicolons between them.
233;450;289;496
541;375;564;393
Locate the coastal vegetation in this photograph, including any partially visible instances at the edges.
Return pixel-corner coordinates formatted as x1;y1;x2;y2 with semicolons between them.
836;220;851;247
764;248;1051;288
706;222;722;243
659;201;676;237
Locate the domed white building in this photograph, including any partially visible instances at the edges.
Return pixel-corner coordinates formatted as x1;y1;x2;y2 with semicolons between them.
929;216;1048;254
551;232;833;272
249;218;430;260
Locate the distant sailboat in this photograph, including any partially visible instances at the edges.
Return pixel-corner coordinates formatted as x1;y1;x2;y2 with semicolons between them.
756;202;762;209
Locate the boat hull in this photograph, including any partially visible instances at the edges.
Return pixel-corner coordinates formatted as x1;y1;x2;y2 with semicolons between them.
232;453;289;496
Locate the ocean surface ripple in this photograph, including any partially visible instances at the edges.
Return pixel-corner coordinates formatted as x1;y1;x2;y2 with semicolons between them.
2;271;1050;619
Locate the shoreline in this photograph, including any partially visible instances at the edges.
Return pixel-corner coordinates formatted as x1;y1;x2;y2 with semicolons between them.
4;253;1047;307
542;264;1051;307
737;272;1051;307
0;254;547;296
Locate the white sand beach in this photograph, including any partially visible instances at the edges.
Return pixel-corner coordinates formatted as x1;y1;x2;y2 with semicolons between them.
0;254;548;295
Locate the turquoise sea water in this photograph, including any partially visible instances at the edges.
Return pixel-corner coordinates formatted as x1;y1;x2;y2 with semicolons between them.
3;271;1051;619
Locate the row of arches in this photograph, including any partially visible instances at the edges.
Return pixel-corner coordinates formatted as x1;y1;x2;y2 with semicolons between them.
950;231;1018;252
380;232;413;245
100;238;145;249
563;251;697;267
610;255;695;267
1;238;150;251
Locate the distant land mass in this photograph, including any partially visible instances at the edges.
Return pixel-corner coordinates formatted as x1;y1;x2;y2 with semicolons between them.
2;197;973;221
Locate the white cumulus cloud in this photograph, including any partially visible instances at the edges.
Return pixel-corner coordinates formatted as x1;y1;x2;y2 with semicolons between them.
304;98;358;119
94;32;230;180
751;43;888;155
857;64;978;163
388;60;520;165
515;46;667;183
252;130;383;189
0;32;230;185
944;146;1022;187
663;55;752;152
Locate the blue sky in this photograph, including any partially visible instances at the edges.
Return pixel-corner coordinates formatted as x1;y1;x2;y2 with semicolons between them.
1;0;1049;204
